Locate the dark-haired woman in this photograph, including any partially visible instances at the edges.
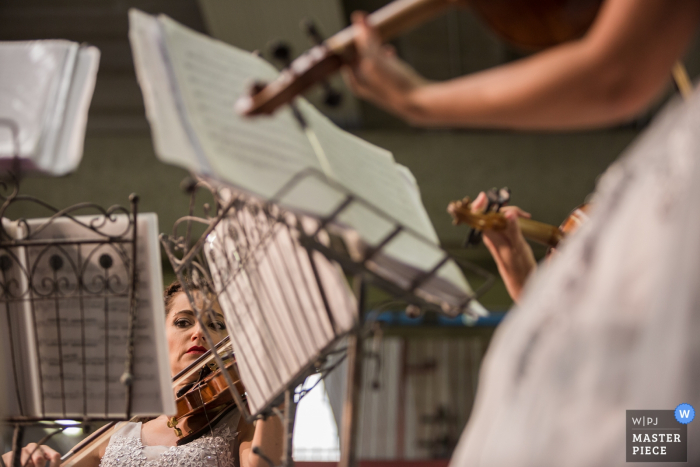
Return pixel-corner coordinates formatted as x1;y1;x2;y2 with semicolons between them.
2;282;284;467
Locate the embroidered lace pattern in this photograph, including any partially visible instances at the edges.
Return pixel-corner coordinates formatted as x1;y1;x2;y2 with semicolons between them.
99;423;236;467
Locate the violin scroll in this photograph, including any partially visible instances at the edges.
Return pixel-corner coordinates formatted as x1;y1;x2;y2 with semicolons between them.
448;196;509;231
448;195;564;248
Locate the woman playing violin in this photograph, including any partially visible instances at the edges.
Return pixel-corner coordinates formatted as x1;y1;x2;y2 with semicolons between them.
2;281;284;467
345;0;700;130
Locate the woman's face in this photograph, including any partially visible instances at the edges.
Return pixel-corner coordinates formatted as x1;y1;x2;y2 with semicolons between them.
166;291;228;377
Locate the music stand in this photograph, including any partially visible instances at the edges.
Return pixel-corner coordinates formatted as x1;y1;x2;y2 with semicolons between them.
0;119;142;467
160;172;493;467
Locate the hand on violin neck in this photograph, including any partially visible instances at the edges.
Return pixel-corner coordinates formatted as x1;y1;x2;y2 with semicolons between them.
343;11;428;124
471;191;536;303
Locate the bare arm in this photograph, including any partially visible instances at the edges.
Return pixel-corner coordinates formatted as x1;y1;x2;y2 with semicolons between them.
346;0;700;130
238;414;284;467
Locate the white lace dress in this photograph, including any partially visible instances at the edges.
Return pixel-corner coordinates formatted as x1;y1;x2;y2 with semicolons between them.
99;411;241;467
449;86;700;465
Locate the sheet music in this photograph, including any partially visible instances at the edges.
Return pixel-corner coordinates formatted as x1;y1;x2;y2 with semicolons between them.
129;10;484;317
47;45;100;175
0;41;99;175
298;108;481;311
142;11;316;189
0;214;174;418
0;41;71;158
128;11;200;172
205;193;356;414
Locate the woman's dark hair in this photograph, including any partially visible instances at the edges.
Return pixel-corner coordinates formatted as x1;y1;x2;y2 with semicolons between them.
164;280;190;315
164;280;205;315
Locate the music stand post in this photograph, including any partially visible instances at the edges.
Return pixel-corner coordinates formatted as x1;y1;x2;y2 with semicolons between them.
160;171;493;467
0;119;142;463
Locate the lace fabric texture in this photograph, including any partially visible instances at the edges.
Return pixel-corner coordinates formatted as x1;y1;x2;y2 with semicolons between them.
450;89;700;466
100;415;238;467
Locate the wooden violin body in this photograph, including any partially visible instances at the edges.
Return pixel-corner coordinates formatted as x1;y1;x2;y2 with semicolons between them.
61;340;243;466
558;203;591;237
469;0;602;51
236;0;602;116
168;358;246;445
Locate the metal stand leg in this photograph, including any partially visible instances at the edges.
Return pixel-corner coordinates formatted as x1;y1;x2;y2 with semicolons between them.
283;389;297;467
339;276;365;467
11;425;23;467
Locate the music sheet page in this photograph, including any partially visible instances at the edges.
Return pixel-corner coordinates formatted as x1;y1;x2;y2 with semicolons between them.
0;41;74;159
47;45;100;176
158;13;317;194
0;220;37;417
299;102;476;304
129;10;482;315
129;10;200;173
0;41;98;175
1;214;174;418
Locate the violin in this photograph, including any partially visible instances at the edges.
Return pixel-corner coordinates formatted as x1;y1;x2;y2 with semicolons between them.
447;195;590;248
61;337;244;466
168;355;246;446
235;0;602;116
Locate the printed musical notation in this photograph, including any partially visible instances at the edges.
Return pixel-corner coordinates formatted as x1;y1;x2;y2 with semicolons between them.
0;213;174;419
129;10;486;317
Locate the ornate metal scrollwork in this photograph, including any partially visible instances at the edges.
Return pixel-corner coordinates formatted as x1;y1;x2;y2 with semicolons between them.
0;173;140;422
0;176;136;302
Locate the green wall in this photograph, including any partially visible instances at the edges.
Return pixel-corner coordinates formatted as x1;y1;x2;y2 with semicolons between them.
9;125;639;309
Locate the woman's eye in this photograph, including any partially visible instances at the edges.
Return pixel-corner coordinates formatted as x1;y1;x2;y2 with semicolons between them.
209;321;226;331
174;319;192;328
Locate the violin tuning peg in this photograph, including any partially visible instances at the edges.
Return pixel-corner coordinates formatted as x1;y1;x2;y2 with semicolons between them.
269;40;292;67
250;80;268;96
464;228;483;248
485;187;510;211
323;88;343;107
497;186;511;204
302;18;324;46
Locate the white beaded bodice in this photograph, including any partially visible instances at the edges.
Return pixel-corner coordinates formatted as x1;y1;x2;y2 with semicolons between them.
99;413;240;467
